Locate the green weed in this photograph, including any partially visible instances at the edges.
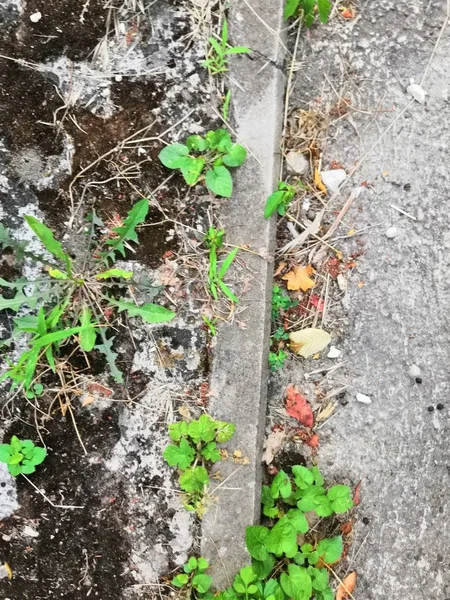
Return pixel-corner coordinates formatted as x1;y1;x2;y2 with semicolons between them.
271;286;298;320
172;556;213;598
268;350;289;371
0;199;175;392
163;414;235;517
0;435;46;476
264;182;306;219
203;19;251;75
204;227;239;303
284;0;332;26
158;129;246;198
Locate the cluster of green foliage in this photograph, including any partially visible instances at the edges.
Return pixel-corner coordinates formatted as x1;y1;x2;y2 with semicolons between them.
284;0;331;26
172;556;213;597
204;227;239;303
163;414;236;516
171;465;354;600
269;287;297;371
0;199;174;392
264;183;301;219
158;129;246;198
0;436;46;476
203;19;251;75
271;286;298;321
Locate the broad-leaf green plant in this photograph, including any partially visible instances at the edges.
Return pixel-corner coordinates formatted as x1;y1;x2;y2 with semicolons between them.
284;0;331;26
0;435;46;476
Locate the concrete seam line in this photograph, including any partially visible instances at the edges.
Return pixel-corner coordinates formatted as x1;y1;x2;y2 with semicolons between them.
200;0;287;587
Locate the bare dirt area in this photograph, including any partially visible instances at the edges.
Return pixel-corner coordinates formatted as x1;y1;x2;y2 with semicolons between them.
0;1;230;597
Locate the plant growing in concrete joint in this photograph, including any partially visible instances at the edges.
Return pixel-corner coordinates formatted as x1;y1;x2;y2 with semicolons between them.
0;435;46;476
204;227;239;303
284;0;331;26
268;350;289;371
0;198;175;392
203;19;251;75
264;181;307;219
163;413;236;517
158;129;247;198
271;286;298;320
172;556;213;598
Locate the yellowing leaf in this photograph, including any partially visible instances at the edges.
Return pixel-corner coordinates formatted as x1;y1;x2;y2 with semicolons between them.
336;571;357;600
314;168;327;193
81;395;95;407
289;328;331;358
4;562;13;579
282;265;315;291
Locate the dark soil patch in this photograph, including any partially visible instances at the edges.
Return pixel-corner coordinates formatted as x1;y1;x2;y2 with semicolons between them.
0;405;133;600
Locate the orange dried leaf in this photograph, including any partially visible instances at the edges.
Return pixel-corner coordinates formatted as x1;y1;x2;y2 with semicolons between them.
285;385;314;428
314;168;327;193
341;8;356;18
282;265;315;291
306;433;319;448
353;481;362;506
336;571;357;600
82;395;95;407
340;520;353;535
274;262;287;277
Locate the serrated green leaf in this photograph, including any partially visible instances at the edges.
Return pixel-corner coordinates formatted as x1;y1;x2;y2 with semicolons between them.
201;442;221;463
163;438;195;469
292;465;315;489
280;565;312;600
106;297;175;324
79;308;97;352
0;292;39;312
246;526;270;561
264;517;298;558
216;421;236;443
188;414;216;443
158;144;189;169
25;216;72;273
252;555;275;580
95;335;123;383
168;421;189;442
316;536;343;564
308;566;329;591
179;466;209;492
271;470;292;499
286;509;308;533
95;269;134;280
205;166;233;197
104;198;148;260
327;485;353;513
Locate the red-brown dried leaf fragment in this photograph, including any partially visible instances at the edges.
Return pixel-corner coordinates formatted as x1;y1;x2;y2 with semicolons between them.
353;481;362;506
285;385;314;428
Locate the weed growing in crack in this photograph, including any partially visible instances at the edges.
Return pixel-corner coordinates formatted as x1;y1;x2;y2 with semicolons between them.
204;227;239;303
0;198;175;393
158;129;247;198
172;556;212;596
264;181;307;219
170;464;355;600
0;435;46;476
163;413;236;517
203;19;251;76
284;0;331;26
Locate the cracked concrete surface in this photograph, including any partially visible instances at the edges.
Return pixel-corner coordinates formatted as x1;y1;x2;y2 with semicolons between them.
284;0;450;597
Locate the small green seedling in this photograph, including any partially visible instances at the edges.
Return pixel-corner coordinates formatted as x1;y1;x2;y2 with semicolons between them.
172;556;213;597
222;89;232;121
0;198;175;392
268;350;289;371
163;414;235;516
203;19;251;75
0;436;46;476
284;0;331;25
204;227;239;303
158;129;246;197
202;315;219;336
264;182;304;219
271;285;298;320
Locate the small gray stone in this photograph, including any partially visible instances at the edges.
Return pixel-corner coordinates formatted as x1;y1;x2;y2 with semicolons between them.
286;151;309;175
385;226;398;238
320;169;346;192
408;364;421;379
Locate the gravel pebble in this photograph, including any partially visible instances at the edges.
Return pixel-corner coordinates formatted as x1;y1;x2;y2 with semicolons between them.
385;226;398;239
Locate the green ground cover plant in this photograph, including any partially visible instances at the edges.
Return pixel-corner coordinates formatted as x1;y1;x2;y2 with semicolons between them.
0;436;46;476
284;0;331;26
204;227;239;303
203;19;251;75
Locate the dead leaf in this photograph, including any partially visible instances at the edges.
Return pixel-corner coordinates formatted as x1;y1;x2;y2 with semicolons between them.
316;402;336;422
341;7;356;18
81;395;95;407
178;405;192;420
336;571;357;600
340;520;353;535
282;265;315;292
220;449;229;460
306;433;319;448
310;295;324;312
3;562;12;579
274;262;287;277
314;168;327;193
353;481;362;506
285;385;313;428
289;328;331;358
262;429;285;464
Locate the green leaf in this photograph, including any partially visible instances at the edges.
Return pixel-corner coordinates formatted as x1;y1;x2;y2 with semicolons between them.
264;580;284;600
296;485;327;512
284;0;300;19
252;555;275;580
0;292;38;312
31;326;84;349
104;198;148;259
168;421;189;442
0;445;12;462
292;465;315;489
188;414;216;443
264;517;298;558
222;89;232;121
264;191;285;219
95;269;134;280
8;463;21;477
316;536;343;564
24;216;72;273
216;421;236;443
308;566;329;592
223;144;247;167
205;166;233;197
280;565;312;600
179;466;209;492
106;297;175;324
197;557;209;571
315;586;334;600
286;509;308;533
79;308;97;352
218;280;239;303
29;446;47;466
185;557;198;573
327;485;353;513
246;526;270;561
225;46;252;55
163;438;195;469
271;470;292;499
310;466;324;486
172;573;189;587
158;144;189;169
9;452;23;465
218;247;238;279
95;335;123;383
317;0;331;23
186;135;208;152
193;573;212;594
180;156;205;185
201;442;221;463
20;462;36;475
48;268;68;280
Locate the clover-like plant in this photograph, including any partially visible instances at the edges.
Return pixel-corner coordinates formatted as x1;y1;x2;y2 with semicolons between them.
0;436;47;476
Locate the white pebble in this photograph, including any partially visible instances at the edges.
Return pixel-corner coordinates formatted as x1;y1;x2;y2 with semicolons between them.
327;346;342;359
115;74;123;82
356;393;372;404
408;364;421;379
23;525;39;538
30;11;42;23
407;82;426;104
320;169;346;193
385;226;398;239
286;151;309;175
